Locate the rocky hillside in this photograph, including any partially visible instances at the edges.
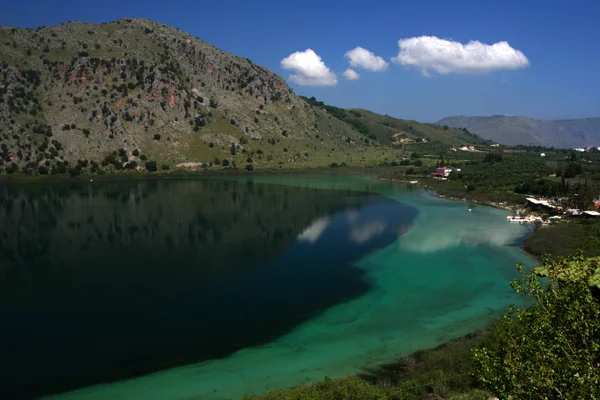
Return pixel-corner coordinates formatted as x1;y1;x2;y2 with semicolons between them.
439;115;600;148
0;19;377;176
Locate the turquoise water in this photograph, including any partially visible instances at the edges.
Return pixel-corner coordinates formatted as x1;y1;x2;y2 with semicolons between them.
35;175;533;400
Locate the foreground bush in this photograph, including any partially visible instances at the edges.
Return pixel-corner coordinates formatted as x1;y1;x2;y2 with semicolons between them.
474;253;600;399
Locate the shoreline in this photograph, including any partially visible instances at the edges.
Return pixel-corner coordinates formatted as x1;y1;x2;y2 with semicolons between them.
377;176;521;212
3;168;545;260
2;168;542;260
377;176;544;263
5;170;535;399
0;166;393;185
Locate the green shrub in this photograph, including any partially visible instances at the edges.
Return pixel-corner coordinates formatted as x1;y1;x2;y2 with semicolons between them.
474;253;600;399
242;376;384;400
483;153;502;163
145;160;157;172
6;163;18;174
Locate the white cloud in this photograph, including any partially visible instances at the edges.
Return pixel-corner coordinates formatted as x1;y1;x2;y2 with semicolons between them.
345;47;389;72
280;49;337;86
342;69;360;80
391;36;529;76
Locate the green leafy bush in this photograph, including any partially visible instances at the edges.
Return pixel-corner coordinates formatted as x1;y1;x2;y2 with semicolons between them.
474;253;600;399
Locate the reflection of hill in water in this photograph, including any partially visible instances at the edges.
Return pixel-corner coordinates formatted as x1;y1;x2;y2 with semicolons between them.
0;179;416;400
0;179;365;284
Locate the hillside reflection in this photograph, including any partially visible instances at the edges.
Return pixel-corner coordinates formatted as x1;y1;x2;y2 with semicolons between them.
0;178;416;399
0;180;364;285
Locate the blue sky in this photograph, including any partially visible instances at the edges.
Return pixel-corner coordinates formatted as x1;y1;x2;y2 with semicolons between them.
1;0;598;122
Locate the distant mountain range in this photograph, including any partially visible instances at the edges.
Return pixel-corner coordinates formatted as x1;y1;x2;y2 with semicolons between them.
438;116;600;148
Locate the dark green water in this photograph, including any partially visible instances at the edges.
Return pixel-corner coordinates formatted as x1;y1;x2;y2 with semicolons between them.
0;178;416;399
0;176;533;400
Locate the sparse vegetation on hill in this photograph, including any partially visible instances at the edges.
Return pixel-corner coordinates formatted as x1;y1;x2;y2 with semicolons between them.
300;96;490;147
0;19;412;177
0;19;494;178
350;108;491;147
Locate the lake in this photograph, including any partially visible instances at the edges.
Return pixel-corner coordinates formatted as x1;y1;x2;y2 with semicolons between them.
0;175;533;400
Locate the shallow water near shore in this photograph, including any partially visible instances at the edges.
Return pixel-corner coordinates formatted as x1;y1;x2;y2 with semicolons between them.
0;175;533;400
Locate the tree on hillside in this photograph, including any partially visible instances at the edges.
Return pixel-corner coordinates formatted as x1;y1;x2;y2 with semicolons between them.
483;153;503;163
145;161;157;172
569;151;578;162
473;252;600;399
564;162;583;178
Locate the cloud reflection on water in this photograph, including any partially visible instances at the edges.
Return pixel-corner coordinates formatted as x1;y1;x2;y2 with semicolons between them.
350;220;387;244
397;214;522;253
297;210;390;246
297;217;332;244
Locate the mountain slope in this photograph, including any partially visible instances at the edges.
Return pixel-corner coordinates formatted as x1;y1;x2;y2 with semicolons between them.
438;115;600;148
301;97;489;147
349;108;490;146
0;19;377;175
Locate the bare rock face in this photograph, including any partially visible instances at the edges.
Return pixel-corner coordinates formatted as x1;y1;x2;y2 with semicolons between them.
0;19;368;175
